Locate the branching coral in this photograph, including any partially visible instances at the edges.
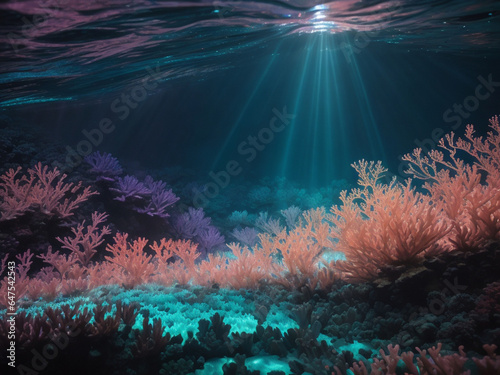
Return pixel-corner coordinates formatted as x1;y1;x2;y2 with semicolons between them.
0;117;499;375
110;175;179;218
473;344;500;374
132;310;182;358
349;343;471;375
254;208;338;289
173;207;225;254
329;160;449;281
403;116;500;251
221;241;277;289
0;162;97;221
105;233;155;288
84;151;123;181
0;250;33;307
56;211;111;266
151;238;200;285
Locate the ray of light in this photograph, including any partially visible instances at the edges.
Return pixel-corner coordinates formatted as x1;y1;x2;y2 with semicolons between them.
344;44;387;163
211;42;283;170
278;37;316;180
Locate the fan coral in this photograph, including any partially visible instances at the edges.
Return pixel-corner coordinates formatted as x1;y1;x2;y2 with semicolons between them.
231;227;259;247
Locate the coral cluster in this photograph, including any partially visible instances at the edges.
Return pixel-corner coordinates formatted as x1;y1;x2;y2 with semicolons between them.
1;115;500;374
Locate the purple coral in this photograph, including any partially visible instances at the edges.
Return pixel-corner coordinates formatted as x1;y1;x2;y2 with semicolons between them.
172;207;224;255
231;227;259;247
85;151;179;219
197;226;225;253
172;207;211;239
110;175;179;218
136;183;179;219
84;152;123;181
110;175;148;202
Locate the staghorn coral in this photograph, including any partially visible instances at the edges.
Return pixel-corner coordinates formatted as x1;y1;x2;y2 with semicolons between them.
151;238;200;285
221;242;277;289
473;344;500;374
0;250;33;308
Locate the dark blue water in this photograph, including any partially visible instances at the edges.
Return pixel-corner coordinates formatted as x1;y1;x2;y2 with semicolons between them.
2;0;500;189
2;2;500;375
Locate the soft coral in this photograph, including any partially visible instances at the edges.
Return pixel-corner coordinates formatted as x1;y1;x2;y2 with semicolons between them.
105;233;155;288
404;115;500;251
329;160;449;281
0;162;97;221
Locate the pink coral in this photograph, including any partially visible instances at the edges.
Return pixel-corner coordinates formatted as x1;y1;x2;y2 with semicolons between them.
56;211;111;266
403;116;500;251
330;160;449;281
349;343;473;375
473;344;500;374
416;343;469;375
0;250;33;308
221;241;277;289
0;162;97;221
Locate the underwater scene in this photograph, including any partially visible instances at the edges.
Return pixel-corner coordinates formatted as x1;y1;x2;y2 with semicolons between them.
1;0;500;374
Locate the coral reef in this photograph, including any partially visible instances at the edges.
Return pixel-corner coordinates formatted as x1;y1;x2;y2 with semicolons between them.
1;115;500;374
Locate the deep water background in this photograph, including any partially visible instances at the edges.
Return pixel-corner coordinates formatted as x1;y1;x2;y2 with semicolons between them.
2;0;500;195
5;39;500;189
1;2;500;374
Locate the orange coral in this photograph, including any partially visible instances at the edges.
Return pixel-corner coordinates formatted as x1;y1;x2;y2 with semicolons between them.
151;238;200;285
223;242;276;289
329;160;449;281
105;233;155;288
404;115;500;251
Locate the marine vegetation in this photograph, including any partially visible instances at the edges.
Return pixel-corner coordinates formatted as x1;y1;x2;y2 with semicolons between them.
1;116;500;374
